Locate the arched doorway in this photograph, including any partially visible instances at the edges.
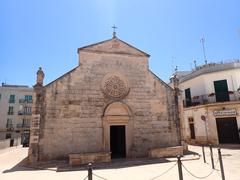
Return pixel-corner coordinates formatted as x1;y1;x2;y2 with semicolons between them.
102;102;133;159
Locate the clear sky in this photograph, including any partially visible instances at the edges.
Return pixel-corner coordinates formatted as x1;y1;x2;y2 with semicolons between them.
1;0;240;86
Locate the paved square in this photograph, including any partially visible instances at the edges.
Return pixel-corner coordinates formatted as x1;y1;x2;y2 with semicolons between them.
0;145;239;180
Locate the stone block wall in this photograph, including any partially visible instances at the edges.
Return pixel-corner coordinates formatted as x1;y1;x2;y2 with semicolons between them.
30;39;180;161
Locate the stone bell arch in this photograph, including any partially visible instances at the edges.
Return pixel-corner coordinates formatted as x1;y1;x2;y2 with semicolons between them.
102;102;133;158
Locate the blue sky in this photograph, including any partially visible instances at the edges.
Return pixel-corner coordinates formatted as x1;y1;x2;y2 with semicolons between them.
1;0;240;86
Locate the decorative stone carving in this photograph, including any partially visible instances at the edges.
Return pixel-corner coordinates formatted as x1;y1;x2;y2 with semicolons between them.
101;73;129;99
36;67;45;86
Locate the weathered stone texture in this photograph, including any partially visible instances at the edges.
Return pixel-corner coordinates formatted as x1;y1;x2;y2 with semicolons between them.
30;38;180;161
148;146;183;158
69;152;111;165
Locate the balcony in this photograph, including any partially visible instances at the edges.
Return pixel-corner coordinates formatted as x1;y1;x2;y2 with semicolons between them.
6;123;13;129
16;123;30;129
7;111;14;115
18;111;32;116
183;91;240;108
19;99;33;103
9;99;15;103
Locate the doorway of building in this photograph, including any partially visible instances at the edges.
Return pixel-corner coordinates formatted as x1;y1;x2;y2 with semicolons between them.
110;125;126;159
188;117;196;139
216;117;240;143
214;80;229;102
185;88;192;107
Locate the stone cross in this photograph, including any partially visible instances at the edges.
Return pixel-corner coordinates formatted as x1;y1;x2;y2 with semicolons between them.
112;25;117;38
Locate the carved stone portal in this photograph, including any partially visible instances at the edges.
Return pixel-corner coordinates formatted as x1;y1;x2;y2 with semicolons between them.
102;102;133;158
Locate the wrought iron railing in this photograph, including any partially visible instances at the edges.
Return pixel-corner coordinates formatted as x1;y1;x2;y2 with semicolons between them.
7;111;14;115
183;91;240;107
19;99;33;103
18;111;32;115
8;99;15;103
6;123;13;128
16;123;30;128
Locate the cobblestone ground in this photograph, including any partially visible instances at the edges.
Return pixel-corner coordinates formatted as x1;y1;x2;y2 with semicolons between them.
0;145;239;180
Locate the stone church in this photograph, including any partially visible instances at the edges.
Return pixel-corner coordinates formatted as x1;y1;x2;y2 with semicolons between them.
29;35;182;164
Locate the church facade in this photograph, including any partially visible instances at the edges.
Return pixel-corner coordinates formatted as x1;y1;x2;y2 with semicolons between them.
29;36;182;163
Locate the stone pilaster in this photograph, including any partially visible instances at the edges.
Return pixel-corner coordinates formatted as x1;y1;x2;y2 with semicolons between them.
28;68;45;163
172;75;181;145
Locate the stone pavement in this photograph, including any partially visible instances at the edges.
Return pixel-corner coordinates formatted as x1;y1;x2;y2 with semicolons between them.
0;145;239;180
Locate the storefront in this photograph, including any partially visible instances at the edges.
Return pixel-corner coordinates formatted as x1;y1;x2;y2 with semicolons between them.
214;109;240;144
183;105;240;145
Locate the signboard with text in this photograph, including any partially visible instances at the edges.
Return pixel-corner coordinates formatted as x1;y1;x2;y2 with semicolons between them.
213;109;237;117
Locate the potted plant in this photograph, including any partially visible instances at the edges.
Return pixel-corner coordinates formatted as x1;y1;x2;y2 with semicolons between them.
208;93;215;97
228;91;234;94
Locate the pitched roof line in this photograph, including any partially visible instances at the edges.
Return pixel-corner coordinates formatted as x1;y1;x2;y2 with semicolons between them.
77;37;150;57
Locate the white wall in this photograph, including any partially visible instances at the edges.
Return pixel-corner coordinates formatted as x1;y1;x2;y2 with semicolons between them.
179;75;206;98
0;86;33;140
180;68;240;99
184;103;240;144
202;69;240;94
180;66;240;144
183;107;208;140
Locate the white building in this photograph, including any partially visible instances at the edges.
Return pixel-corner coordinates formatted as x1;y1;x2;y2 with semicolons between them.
0;84;33;146
173;61;240;145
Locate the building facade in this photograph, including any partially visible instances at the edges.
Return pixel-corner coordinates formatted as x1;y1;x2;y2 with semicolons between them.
175;61;240;145
0;84;33;145
29;37;182;163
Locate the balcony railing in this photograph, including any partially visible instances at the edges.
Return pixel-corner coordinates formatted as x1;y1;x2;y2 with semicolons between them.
7;111;14;115
9;99;15;103
183;91;240;108
19;99;33;103
16;123;30;129
6;123;13;129
18;111;32;115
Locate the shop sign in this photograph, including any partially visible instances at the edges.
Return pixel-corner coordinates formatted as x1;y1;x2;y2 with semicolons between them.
213;109;237;117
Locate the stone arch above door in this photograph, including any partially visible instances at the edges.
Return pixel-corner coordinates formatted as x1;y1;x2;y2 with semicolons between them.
102;102;133;158
104;102;132;117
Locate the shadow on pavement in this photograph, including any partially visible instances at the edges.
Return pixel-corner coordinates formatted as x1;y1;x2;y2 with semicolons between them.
2;157;32;173
183;150;199;156
58;157;171;172
2;151;200;173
